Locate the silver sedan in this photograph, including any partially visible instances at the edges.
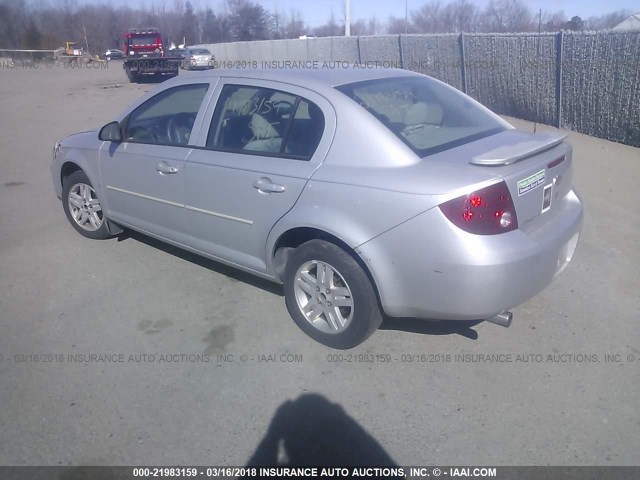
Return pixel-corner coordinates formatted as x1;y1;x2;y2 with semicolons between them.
51;68;583;349
181;48;213;70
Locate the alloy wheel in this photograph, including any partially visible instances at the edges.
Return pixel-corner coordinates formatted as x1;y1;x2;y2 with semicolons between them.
293;260;354;334
67;183;104;232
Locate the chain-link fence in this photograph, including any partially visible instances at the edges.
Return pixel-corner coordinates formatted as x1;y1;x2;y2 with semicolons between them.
197;31;640;147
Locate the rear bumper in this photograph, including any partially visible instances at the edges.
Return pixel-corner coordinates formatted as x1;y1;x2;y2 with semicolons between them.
357;189;583;320
186;60;213;69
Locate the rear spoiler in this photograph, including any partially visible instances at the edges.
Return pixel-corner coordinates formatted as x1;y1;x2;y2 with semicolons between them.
471;131;568;166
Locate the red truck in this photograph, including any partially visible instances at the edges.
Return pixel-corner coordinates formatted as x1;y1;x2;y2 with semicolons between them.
122;28;181;83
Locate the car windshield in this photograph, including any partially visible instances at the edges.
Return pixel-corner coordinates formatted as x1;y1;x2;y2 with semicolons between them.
130;35;158;46
191;49;210;55
336;76;506;157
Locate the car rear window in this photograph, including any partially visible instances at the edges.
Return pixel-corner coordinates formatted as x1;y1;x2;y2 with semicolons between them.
130;35;159;46
336;76;506;157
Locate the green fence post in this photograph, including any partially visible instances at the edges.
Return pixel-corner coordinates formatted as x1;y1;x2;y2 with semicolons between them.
459;33;468;94
556;31;563;129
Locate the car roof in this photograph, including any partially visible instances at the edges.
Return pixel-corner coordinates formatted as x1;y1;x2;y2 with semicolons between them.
180;67;420;88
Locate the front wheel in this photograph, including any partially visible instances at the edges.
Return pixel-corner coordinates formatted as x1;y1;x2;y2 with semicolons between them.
62;170;112;240
283;240;382;349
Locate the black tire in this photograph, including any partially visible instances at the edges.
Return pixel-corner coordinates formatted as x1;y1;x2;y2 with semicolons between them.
62;170;112;240
283;240;382;349
125;68;138;83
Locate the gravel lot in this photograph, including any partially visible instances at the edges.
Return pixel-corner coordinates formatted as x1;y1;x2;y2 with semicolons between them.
0;62;639;467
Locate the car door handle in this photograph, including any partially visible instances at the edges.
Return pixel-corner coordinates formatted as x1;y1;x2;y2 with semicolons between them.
253;177;285;194
156;161;178;175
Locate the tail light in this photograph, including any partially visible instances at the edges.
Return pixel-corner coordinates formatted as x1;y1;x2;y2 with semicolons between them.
439;181;518;235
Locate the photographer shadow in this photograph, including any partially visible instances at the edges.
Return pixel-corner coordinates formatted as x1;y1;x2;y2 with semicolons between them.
246;393;402;475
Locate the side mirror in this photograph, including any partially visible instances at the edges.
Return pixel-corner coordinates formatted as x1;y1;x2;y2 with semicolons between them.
99;121;122;142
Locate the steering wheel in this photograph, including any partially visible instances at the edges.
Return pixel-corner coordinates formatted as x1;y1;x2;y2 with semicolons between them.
167;117;183;145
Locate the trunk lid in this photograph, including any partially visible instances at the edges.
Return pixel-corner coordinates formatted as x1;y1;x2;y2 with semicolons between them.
315;129;573;230
470;131;567;166
464;130;574;228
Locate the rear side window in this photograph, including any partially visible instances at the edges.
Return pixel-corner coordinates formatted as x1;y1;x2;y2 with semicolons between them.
124;84;209;146
206;84;325;160
285;100;325;158
337;76;506;157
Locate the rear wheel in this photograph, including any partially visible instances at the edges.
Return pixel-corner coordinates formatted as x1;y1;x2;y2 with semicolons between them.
125;67;139;83
283;240;382;349
62;170;111;240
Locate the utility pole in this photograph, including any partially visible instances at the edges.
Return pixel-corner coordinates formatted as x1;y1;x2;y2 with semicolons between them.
405;0;408;34
83;24;89;54
345;0;351;36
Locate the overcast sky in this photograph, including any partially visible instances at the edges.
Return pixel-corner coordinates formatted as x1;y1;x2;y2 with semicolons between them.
173;0;639;26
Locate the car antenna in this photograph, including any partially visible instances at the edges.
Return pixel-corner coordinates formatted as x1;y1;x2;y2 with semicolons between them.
534;9;542;134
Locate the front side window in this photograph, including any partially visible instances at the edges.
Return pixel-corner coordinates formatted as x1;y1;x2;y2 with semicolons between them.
206;85;324;160
337;76;506;157
124;84;209;146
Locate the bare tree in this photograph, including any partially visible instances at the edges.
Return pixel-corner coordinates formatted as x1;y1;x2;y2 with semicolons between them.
201;8;226;43
350;19;369;36
77;5;110;53
386;16;411;34
449;0;480;32
0;0;25;48
226;0;270;41
312;11;341;37
180;1;198;45
412;0;479;33
481;0;533;32
285;10;306;39
412;1;443;33
3;0;636;55
563;16;584;31
585;10;633;30
270;10;284;39
540;10;567;32
368;17;379;35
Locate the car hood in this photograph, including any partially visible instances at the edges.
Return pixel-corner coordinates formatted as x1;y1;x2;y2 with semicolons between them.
61;130;99;149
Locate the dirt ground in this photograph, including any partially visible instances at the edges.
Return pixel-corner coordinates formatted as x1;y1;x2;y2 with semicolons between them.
0;62;639;467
